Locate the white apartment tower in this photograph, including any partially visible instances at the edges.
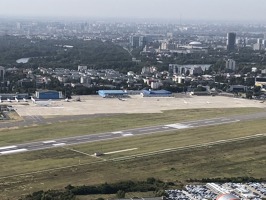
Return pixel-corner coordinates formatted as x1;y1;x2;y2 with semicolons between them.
226;59;236;71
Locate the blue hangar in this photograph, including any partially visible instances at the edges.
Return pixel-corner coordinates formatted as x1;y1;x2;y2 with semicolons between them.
141;90;172;97
35;90;63;99
98;90;128;98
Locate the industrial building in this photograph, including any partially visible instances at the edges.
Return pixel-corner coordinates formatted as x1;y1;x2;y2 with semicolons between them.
140;90;172;97
98;90;128;98
35;90;63;99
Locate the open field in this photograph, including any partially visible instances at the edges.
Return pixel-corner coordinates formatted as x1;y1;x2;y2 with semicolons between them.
0;118;265;199
0;107;263;146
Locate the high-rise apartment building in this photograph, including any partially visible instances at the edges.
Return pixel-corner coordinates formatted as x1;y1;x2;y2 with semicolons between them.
226;32;236;51
130;36;140;48
0;66;5;82
130;36;148;49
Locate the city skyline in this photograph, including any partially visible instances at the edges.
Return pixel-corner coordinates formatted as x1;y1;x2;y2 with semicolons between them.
0;0;266;23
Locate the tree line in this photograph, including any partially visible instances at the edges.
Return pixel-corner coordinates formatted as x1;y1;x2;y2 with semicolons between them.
22;178;170;200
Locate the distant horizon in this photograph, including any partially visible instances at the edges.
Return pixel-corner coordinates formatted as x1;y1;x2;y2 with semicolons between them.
1;0;266;24
1;14;266;25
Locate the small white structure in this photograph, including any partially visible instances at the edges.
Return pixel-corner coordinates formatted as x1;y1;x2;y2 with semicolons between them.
78;65;87;71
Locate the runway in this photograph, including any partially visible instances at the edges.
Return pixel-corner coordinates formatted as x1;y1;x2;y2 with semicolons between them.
1;112;266;156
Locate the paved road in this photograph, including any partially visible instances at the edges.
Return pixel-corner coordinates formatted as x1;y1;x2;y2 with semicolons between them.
1;112;266;155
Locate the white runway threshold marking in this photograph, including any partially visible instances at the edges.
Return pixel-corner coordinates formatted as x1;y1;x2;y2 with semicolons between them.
52;143;66;146
165;123;191;129
104;148;138;155
43;140;56;144
112;131;123;134
0;145;17;150
0;149;28;155
122;133;133;137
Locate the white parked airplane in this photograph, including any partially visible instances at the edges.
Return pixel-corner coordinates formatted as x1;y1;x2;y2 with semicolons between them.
31;96;36;103
7;98;12;103
31;97;52;106
15;97;19;102
118;98;127;101
23;98;28;102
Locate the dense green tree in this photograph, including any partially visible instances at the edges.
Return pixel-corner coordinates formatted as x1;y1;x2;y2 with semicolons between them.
116;190;126;198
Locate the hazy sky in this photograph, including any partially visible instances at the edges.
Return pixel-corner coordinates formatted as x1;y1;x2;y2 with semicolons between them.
1;0;266;22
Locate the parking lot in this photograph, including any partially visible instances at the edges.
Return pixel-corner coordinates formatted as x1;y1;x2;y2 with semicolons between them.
166;182;266;200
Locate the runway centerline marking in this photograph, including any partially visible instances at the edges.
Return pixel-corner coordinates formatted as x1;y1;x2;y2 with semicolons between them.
28;144;43;148
138;128;161;132
98;135;111;138
76;138;89;141
0;149;28;155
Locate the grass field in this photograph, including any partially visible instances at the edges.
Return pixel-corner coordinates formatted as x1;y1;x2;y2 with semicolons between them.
0;107;263;146
0;114;265;200
1;136;265;199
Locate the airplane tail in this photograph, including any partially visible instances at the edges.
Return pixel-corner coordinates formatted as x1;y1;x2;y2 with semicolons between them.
31;97;36;103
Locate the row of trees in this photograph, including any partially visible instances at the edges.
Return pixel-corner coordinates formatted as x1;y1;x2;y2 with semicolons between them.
23;178;170;200
23;176;266;200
